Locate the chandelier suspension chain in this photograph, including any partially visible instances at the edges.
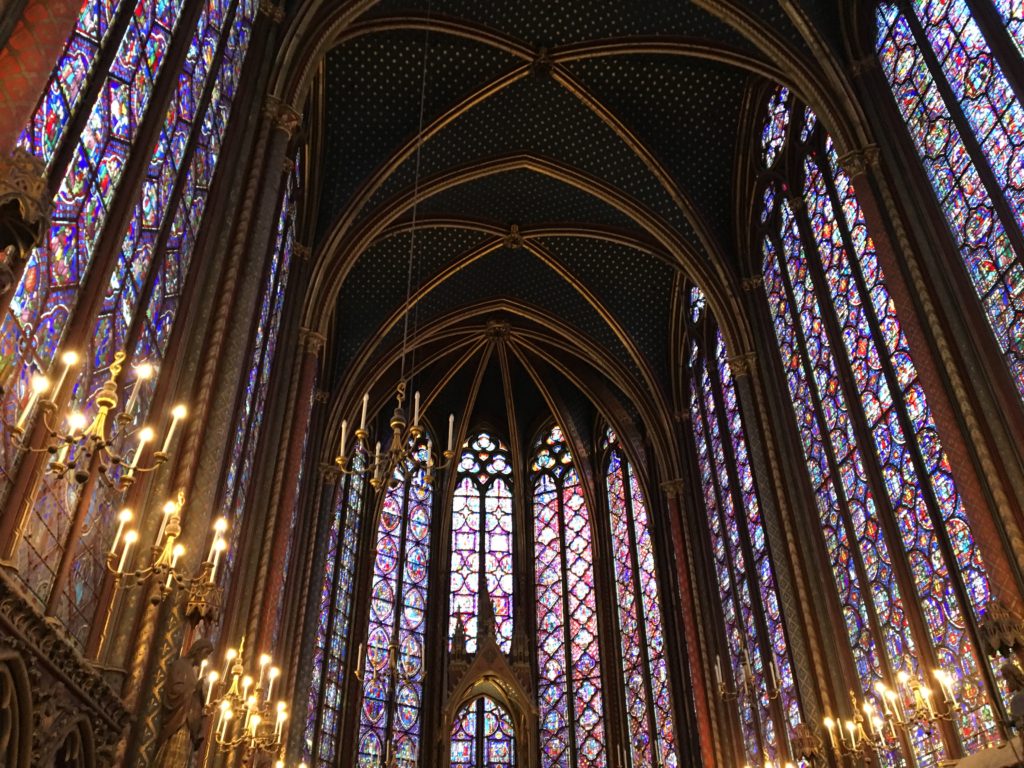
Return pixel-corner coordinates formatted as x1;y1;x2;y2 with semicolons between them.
400;0;433;390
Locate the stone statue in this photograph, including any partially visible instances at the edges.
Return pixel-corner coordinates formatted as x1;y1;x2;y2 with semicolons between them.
154;638;214;768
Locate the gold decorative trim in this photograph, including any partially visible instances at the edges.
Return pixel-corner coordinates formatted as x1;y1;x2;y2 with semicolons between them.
258;0;284;23
263;95;302;137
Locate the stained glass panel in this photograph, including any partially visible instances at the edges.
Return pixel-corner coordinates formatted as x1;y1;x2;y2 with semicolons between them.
992;0;1024;58
449;433;513;653
533;426;605;768
358;442;433;768
450;697;515;768
761;86;790;167
605;439;678;768
876;6;1024;400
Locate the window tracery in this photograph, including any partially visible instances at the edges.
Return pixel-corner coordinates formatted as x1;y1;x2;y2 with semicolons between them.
532;425;606;768
758;86;999;765
449;432;514;653
876;1;1024;402
686;298;800;765
603;429;678;768
357;440;433;768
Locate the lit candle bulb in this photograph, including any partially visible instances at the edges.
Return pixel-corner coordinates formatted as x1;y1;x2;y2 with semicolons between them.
248;714;261;738
219;707;233;739
52;351;80;397
210;538;227;581
111;508;133;554
124;362;154;416
155;499;178;546
413;391;420;428
125;426;155;478
160;404;187;453
118;530;139;572
846;720;857;750
447;413;454;452
338;419;347;459
165;543;185;588
16;374;51;431
360;393;369;431
714;654;722;688
208;518;228;561
267;666;280;700
205;671;219;706
823;717;837;749
242;675;253;701
222;648;237;678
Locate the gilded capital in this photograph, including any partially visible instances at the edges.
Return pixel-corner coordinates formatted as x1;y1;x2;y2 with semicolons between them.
299;327;327;355
727;351;756;378
838;144;880;179
258;0;285;22
293;242;311;262
741;275;763;293
263;95;302;137
661;479;686;499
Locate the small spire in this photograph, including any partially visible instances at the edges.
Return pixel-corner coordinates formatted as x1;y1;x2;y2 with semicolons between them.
478;581;497;643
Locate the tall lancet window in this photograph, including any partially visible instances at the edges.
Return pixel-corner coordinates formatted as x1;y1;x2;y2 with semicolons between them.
3;0;259;640
686;293;801;765
304;458;367;767
449;432;514;652
602;429;678;768
357;440;433;768
876;1;1024;402
758;87;997;764
532;426;606;768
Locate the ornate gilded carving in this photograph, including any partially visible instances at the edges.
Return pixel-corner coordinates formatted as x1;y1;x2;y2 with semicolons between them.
741;274;763;293
979;599;1024;658
727;351;756;378
263;95;302;138
0;149;50;295
257;0;284;23
661;478;686;500
530;48;552;78
503;224;524;250
293;242;311;262
299;327;327;355
0;571;128;766
485;319;511;339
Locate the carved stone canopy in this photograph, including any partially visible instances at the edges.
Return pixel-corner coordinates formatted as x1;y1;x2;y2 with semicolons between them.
0;149;51;295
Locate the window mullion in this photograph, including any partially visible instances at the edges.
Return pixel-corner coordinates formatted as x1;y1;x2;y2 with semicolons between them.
705;350;792;757
766;224;902;690
960;0;1024;103
620;457;666;768
555;475;580;768
692;356;767;764
815;152;1002;714
118;0;242;359
896;1;1024;257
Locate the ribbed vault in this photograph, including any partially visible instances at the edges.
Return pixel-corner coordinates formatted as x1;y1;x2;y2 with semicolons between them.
280;0;872;479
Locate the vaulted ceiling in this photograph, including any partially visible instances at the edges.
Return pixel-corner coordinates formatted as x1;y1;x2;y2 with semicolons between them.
295;0;858;475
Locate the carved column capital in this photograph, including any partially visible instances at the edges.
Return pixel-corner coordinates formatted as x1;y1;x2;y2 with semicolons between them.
299;327;326;355
741;274;763;293
293;242;311;261
837;144;880;179
258;0;285;22
503;223;524;250
727;351;757;378
313;389;330;405
263;95;302;137
661;478;686;500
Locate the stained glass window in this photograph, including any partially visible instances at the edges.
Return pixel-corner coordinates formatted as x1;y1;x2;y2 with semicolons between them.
532;426;606;768
4;0;259;641
450;697;516;768
757;87;999;765
686;307;801;765
304;458;367;768
357;440;433;768
876;2;1024;401
603;430;678;768
449;432;513;653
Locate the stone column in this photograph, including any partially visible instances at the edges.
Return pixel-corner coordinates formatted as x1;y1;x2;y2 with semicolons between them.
254;326;324;652
661;478;717;768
